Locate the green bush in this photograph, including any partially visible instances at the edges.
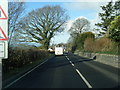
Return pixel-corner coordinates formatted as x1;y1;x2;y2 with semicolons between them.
108;16;120;42
71;32;95;52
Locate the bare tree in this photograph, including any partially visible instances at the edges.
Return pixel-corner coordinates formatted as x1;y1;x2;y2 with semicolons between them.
69;17;90;36
68;17;90;52
18;5;69;49
8;2;25;46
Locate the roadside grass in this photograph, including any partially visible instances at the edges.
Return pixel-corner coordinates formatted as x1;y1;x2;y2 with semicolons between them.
84;50;119;55
82;51;119;55
95;51;119;55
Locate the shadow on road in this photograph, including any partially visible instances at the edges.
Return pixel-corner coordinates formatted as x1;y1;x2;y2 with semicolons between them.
14;53;96;75
48;53;96;69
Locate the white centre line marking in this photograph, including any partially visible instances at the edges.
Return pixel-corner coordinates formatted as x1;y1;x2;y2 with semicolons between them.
67;58;69;60
71;63;75;66
65;56;69;60
65;55;92;88
69;61;72;64
65;56;74;66
75;69;92;88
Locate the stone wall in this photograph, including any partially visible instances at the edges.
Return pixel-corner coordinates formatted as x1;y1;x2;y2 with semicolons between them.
74;51;120;68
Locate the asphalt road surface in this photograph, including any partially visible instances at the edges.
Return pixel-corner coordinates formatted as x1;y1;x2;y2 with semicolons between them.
4;53;120;88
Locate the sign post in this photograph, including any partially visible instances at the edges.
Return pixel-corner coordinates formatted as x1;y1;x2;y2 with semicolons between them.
0;0;8;89
0;59;2;90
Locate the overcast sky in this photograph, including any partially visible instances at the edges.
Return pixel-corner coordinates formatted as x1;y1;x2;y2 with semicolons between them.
23;0;116;45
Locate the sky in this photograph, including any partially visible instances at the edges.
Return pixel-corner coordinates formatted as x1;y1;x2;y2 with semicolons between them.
21;0;115;45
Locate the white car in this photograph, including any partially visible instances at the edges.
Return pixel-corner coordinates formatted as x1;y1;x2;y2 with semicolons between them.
48;48;54;52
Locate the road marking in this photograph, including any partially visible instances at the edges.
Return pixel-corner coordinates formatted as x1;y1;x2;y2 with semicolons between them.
65;55;92;88
65;56;67;58
83;62;118;82
71;63;75;66
65;56;74;66
66;57;69;60
65;56;69;60
75;69;92;88
67;58;69;60
4;58;50;88
69;61;72;64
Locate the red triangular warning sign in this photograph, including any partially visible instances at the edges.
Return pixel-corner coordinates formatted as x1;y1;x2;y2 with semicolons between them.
0;6;8;20
0;27;8;40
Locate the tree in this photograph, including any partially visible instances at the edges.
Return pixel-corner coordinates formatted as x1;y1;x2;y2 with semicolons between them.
70;32;95;52
114;0;120;16
18;5;69;49
95;1;114;35
108;16;120;42
68;17;90;52
76;32;95;50
69;17;90;36
8;2;25;46
95;0;120;36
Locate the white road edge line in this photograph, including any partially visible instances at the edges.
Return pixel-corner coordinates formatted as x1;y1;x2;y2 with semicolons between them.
4;58;50;88
75;69;92;88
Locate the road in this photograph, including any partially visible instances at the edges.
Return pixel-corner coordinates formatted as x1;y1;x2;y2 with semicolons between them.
4;53;120;88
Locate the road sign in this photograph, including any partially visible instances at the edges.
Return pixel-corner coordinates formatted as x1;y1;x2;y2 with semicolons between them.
0;42;5;58
0;0;8;59
0;6;8;20
0;26;8;40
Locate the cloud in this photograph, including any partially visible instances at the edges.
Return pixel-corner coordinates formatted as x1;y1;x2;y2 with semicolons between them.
63;1;116;14
64;20;74;32
50;31;70;44
74;16;88;21
64;2;103;11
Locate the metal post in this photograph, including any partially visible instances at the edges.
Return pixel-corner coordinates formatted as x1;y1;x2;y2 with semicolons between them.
0;58;2;90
